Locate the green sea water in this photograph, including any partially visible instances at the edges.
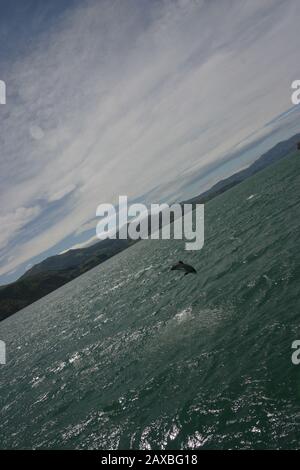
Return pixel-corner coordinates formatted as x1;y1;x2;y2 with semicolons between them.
1;152;300;449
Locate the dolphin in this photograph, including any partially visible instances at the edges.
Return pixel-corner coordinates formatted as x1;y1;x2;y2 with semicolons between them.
171;261;197;275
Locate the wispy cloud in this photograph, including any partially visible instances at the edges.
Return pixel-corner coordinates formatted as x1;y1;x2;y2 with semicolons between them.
1;0;300;281
0;206;41;250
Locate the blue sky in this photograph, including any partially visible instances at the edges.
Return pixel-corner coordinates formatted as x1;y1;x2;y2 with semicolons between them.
0;0;300;285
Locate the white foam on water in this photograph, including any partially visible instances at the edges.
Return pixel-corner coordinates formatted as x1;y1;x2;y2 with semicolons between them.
133;264;154;278
50;361;67;374
173;307;193;323
109;281;126;292
94;313;105;322
68;352;81;364
31;375;46;388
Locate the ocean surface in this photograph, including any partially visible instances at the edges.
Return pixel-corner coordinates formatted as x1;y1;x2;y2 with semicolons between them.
1;152;300;450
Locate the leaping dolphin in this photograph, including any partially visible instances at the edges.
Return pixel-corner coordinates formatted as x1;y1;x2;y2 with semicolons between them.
171;261;197;275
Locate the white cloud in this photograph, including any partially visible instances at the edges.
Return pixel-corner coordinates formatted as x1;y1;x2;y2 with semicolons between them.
1;0;300;278
74;219;97;236
0;206;41;250
60;234;97;254
48;183;76;203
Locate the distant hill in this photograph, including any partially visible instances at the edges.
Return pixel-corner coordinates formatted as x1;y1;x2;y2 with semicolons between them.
0;133;299;322
20;238;132;280
186;132;300;204
0;238;135;322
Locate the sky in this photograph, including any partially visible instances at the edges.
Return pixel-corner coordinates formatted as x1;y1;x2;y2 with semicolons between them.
0;0;300;285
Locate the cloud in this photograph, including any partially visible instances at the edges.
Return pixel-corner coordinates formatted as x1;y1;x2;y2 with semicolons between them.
60;234;97;253
0;206;41;250
48;183;76;203
74;218;97;236
1;0;300;279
